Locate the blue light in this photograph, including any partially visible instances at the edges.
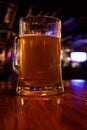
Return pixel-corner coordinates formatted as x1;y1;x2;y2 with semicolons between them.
45;31;53;35
71;79;86;88
70;52;87;62
74;39;87;45
63;17;76;26
33;87;37;91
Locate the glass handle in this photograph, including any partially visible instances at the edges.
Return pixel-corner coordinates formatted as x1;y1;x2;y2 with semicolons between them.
13;36;20;74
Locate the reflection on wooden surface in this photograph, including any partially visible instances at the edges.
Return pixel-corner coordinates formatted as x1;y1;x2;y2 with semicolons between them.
0;95;63;130
0;80;87;130
16;95;63;130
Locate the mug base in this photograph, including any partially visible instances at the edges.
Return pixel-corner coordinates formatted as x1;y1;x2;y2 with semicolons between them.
16;83;64;96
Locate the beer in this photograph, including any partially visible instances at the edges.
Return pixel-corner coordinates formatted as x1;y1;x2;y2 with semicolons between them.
18;34;62;88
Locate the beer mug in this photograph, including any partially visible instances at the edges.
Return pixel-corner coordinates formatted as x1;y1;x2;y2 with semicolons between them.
13;16;64;96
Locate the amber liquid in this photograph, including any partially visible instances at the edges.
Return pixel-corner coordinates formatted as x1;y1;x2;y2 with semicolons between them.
17;34;63;95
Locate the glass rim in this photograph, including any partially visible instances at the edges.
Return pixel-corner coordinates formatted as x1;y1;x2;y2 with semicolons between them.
19;15;61;23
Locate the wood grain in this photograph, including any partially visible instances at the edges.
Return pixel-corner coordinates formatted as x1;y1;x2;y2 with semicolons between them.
0;80;87;130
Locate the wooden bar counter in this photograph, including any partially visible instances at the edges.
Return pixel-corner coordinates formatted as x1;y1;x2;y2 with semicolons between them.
0;79;87;130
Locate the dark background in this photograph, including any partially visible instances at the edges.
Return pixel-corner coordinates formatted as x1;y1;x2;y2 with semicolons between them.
0;0;87;44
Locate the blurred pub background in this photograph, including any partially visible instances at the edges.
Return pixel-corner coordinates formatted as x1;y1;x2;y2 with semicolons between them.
0;0;87;82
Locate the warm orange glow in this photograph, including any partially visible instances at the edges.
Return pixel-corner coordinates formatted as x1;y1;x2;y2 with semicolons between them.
1;50;5;63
